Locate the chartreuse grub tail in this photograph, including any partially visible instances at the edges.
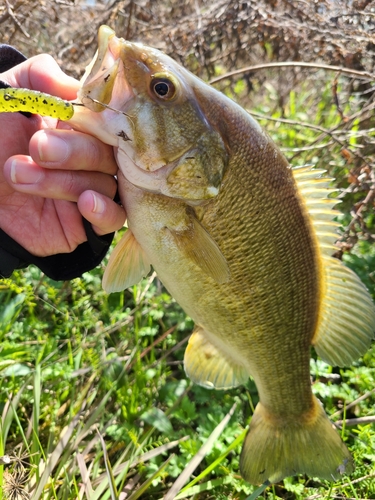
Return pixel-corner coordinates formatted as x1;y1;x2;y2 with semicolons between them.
0;87;74;120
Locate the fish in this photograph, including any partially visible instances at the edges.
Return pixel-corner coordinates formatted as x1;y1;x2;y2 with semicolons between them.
68;25;375;485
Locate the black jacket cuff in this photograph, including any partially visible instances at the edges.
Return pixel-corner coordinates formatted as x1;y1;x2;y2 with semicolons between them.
0;221;114;280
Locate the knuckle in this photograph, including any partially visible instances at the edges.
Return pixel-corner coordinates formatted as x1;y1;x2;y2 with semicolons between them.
91;141;117;173
83;138;101;166
62;171;78;197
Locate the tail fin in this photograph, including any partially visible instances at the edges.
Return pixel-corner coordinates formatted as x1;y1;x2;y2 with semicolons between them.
240;396;353;485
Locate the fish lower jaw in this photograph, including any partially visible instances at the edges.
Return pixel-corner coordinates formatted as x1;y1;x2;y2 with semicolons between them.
116;147;216;203
116;147;175;194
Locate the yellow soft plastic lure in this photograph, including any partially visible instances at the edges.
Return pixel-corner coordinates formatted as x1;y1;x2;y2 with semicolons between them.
0;88;74;120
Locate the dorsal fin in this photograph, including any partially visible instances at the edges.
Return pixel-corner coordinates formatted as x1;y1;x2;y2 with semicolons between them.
312;255;375;366
292;166;341;256
292;165;375;365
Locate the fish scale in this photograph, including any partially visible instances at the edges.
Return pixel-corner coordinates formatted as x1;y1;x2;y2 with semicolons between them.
144;102;321;465
72;28;373;478
4;25;372;486
120;109;319;419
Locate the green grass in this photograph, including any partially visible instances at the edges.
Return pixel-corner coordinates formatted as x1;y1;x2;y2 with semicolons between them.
0;266;253;499
1;75;375;499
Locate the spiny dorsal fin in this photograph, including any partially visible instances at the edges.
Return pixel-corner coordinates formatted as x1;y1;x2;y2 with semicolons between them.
169;217;230;284
102;229;151;293
292;165;341;256
312;255;375;366
184;327;249;389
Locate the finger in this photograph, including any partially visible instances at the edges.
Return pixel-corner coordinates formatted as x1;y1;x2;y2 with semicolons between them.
4;155;118;202
77;191;126;236
4;54;79;100
29;129;118;175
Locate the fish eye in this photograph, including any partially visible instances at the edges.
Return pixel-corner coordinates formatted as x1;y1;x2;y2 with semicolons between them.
151;75;177;100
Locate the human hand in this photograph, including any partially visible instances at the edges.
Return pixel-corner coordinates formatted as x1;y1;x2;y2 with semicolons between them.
0;53;125;257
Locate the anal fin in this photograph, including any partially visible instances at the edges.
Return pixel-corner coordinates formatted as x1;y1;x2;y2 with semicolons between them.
184;327;249;389
102;228;151;293
313;255;375;366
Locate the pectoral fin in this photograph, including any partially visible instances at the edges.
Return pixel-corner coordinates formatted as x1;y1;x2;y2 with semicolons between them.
170;217;230;284
184;327;249;389
312;255;375;366
102;229;151;293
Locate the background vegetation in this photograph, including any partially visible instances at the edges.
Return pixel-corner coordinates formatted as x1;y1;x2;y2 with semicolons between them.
0;0;374;498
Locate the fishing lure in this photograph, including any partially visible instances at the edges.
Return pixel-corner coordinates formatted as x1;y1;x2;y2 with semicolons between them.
0;88;74;121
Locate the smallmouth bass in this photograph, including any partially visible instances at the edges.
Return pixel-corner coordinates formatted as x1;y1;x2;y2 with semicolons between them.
58;26;375;484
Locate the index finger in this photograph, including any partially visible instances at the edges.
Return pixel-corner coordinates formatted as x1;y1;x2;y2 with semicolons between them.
29;128;118;175
3;53;79;101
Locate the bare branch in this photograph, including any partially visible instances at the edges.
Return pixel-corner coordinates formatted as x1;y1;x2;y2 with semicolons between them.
4;0;29;38
209;61;375;85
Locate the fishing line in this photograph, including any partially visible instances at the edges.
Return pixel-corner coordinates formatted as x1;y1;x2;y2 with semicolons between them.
81;95;135;127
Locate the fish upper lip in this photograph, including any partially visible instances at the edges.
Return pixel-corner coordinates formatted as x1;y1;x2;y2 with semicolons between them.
78;26;135;114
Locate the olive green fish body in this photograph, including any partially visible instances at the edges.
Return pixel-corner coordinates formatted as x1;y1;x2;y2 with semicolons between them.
67;26;375;485
120;94;318;418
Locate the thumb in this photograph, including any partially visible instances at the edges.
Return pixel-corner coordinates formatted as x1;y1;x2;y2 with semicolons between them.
3;53;80;101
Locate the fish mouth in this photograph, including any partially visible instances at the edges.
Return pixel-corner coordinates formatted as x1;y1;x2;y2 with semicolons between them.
73;27;222;202
77;25;134;114
75;27;178;195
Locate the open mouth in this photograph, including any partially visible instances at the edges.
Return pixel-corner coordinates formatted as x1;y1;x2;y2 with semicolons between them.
71;27;219;203
78;25;135;115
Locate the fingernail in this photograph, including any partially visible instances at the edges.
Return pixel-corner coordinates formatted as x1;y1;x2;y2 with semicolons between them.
10;159;44;184
38;132;70;162
92;193;105;214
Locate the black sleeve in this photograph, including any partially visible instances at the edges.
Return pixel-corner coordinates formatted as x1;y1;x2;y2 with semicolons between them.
0;221;113;280
0;44;116;280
